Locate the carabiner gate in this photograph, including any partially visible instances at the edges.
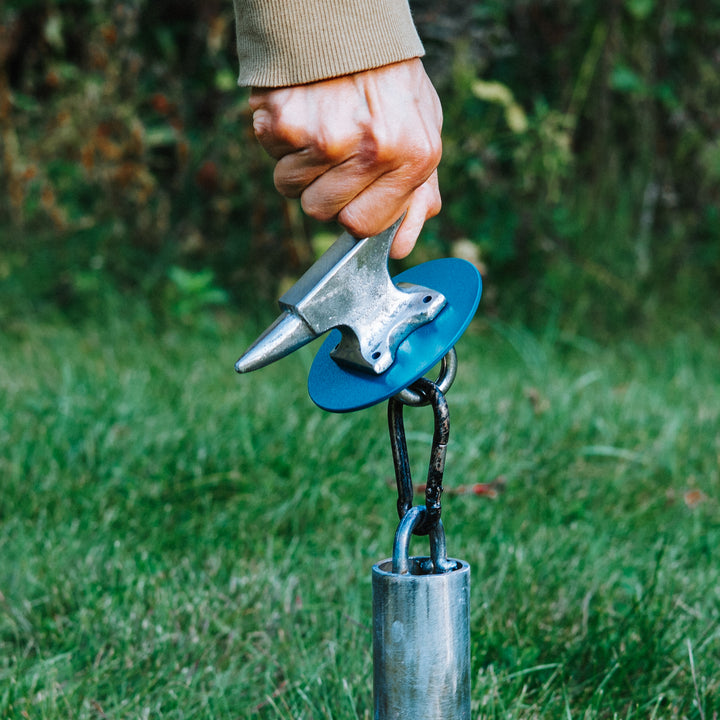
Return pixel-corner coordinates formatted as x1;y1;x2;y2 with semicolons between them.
387;353;454;536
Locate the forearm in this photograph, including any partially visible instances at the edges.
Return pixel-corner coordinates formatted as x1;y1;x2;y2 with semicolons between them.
233;0;424;87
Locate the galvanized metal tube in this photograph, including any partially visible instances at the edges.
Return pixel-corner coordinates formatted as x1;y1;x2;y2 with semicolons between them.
372;557;471;719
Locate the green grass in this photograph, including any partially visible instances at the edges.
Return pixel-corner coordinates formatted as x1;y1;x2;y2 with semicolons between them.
1;304;719;719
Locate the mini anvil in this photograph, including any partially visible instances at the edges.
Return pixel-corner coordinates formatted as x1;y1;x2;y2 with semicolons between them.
235;217;447;375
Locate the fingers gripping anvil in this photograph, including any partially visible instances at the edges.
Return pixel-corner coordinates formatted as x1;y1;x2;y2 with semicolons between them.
235;218;446;375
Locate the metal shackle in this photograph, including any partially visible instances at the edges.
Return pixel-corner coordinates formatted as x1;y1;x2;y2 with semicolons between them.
392;505;456;575
372;506;471;720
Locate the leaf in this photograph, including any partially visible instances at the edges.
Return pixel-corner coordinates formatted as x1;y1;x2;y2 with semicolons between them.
471;79;514;106
653;82;680;110
214;69;236;93
625;0;655;21
472;80;528;133
169;266;215;294
11;92;41;113
43;12;64;51
505;103;529;134
610;65;647;95
145;125;177;148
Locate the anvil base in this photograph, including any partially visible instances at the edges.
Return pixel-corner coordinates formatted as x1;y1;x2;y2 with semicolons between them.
308;258;482;412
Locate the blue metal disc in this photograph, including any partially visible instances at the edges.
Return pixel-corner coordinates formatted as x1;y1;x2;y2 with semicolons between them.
308;258;482;412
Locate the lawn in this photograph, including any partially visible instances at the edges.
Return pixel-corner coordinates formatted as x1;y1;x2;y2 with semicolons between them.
1;304;719;719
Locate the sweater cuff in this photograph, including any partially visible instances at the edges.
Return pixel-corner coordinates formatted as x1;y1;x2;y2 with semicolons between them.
234;0;425;87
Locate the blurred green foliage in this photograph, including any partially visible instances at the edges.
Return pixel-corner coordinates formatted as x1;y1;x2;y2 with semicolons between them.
1;0;719;334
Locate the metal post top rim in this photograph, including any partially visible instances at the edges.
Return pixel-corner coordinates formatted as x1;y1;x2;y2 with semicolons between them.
371;558;471;578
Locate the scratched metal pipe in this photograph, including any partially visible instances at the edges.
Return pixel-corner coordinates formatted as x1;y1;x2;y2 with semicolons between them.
372;556;471;719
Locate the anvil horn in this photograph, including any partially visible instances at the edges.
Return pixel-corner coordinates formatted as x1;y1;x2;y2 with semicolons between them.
233;312;314;374
235;217;446;375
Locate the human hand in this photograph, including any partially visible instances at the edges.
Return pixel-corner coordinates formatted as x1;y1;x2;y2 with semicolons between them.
249;58;442;259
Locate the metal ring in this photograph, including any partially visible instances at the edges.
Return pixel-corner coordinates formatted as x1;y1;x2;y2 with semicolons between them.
392;506;452;575
393;347;458;406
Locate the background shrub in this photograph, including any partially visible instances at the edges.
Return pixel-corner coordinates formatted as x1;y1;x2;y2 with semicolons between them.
1;0;719;334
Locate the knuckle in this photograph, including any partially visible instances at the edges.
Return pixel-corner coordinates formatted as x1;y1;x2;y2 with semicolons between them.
362;133;389;166
373;130;442;182
418;174;442;219
361;127;397;168
412;133;442;175
257;107;304;149
251;109;273;140
315;126;355;162
427;192;442;218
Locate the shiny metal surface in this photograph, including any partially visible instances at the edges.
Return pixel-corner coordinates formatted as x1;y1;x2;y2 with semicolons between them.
235;217;446;375
372;507;471;719
307;259;482;412
394;348;458;406
388;386;451;536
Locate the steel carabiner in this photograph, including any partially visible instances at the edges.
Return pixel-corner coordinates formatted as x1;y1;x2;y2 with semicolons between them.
387;370;452;536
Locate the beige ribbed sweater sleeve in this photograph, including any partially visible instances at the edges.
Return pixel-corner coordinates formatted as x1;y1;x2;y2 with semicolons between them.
233;0;425;87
